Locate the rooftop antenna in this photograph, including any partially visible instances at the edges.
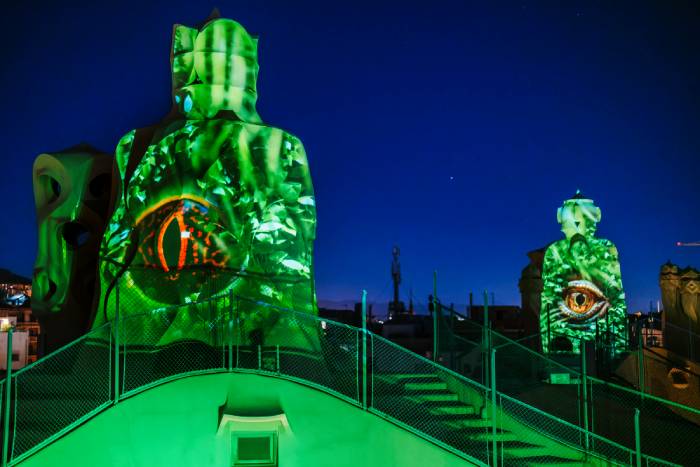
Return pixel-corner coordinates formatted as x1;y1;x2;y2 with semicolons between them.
391;246;401;315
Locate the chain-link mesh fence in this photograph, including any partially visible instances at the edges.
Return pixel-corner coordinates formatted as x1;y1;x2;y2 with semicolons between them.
371;333;491;465
621;317;700;423
2;294;688;466
234;298;360;403
436;306;486;386
497;392;632;466
100;265;316;329
9;324;112;463
433;302;691;465
587;376;700;466
120;296;228;397
494;332;583;429
660;318;700;364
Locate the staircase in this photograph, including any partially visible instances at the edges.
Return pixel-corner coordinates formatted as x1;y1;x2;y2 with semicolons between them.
438;309;694;466
2;301;680;466
372;373;593;466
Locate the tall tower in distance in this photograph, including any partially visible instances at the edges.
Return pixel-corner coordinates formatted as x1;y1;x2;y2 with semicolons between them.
388;245;408;319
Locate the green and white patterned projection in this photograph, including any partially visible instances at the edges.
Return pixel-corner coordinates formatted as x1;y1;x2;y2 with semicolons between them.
95;18;317;339
540;192;627;354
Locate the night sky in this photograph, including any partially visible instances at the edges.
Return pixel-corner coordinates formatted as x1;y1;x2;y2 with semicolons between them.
2;1;698;315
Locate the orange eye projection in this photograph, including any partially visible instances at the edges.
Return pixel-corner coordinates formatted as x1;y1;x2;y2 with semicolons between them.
135;198;233;277
565;288;596;314
559;280;609;324
128;197;243;304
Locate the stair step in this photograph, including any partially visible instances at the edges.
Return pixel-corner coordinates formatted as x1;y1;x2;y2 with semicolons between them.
429;405;475;416
430;413;480;423
534;460;586;467
457;425;495;436
419;400;476;415
380;373;439;380
498;440;541;450
506;454;585;466
372;374;442;387
405;381;447;391
470;429;513;441
408;392;458;402
502;445;554;458
461;417;491;428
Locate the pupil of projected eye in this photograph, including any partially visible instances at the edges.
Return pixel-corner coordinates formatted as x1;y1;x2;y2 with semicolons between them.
575;294;586;306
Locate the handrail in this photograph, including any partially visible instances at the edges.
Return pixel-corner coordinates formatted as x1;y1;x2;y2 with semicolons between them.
498;392;632;453
2;296;679;467
437;303;700;416
9;323;112;379
438;303;581;376
372;333;489;392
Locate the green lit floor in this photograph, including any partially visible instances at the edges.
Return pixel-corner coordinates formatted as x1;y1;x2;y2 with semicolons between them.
16;373;477;467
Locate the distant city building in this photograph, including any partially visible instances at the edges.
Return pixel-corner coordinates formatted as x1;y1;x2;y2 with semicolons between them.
467;305;525;341
628;312;664;348
0;269;40;368
1;267;32;307
659;261;700;357
519;247;548;349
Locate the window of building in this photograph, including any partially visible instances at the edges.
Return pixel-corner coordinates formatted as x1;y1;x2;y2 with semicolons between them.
232;432;277;467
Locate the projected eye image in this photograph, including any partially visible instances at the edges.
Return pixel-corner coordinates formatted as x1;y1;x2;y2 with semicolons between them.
123;197;243;305
135;198;232;274
558;280;610;325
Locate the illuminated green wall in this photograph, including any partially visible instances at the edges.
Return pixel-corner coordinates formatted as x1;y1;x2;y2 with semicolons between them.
19;374;474;467
540;192;627;354
95;18;317;340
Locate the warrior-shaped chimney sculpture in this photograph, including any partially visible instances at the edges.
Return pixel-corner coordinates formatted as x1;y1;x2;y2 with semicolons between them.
539;191;627;355
93;16;317;346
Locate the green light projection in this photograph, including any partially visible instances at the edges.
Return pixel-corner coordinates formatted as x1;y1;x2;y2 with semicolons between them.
539;192;627;354
95;18;317;342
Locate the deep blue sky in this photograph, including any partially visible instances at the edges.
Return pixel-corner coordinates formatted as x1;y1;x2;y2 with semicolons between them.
1;1;698;314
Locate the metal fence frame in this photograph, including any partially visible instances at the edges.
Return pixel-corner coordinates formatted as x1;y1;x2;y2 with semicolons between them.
434;301;696;466
0;295;680;466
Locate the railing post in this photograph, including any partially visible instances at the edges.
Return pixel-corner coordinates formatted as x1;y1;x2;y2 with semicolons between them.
432;271;438;362
490;347;498;467
2;327;13;467
228;290;234;372
362;289;368;410
689;315;694;362
634;408;642;467
276;345;280;375
484;290;490;389
580;339;590;451
370;332;374;409
449;305;455;370
257;345;262;370
638;328;645;398
235;296;240;369
113;279;120;404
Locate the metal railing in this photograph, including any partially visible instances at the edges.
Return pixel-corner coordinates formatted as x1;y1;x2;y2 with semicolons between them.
0;294;680;466
651;317;700;364
435;301;697;466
